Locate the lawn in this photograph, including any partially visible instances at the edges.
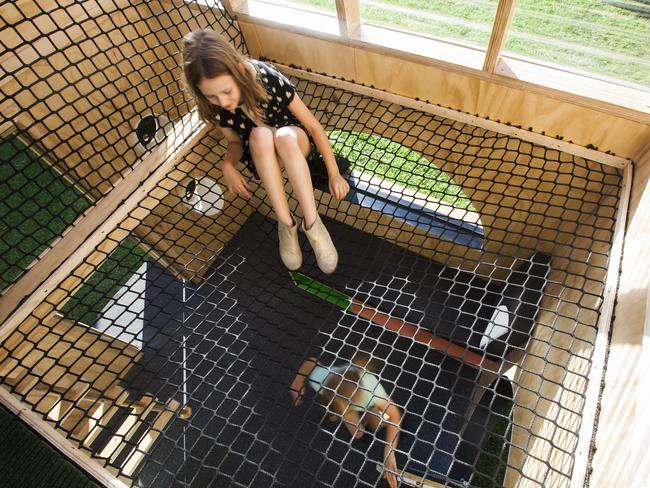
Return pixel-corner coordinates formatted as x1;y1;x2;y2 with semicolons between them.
328;130;476;211
280;0;649;85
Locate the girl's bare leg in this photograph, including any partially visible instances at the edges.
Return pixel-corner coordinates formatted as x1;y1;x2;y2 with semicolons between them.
273;126;318;229
249;127;293;227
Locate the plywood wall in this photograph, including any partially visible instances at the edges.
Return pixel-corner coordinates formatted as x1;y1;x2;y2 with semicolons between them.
590;144;650;487
238;22;650;161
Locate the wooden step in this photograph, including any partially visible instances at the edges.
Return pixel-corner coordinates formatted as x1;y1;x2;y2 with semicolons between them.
121;399;181;477
83;390;131;448
109;399;158;468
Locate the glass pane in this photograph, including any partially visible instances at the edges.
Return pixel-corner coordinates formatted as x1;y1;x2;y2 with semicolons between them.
257;0;337;14
359;0;499;49
505;0;650;87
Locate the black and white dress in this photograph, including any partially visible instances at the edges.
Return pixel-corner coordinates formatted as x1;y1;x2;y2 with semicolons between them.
214;60;313;178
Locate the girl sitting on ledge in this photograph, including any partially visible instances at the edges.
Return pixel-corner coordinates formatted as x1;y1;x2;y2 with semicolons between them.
182;29;349;274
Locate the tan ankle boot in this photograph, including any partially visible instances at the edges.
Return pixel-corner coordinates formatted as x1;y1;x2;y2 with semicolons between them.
278;219;302;270
302;214;338;274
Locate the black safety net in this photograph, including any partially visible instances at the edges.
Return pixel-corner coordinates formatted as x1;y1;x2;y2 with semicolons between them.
0;2;622;488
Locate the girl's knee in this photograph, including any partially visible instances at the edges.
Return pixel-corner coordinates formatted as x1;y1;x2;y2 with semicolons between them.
249;127;274;152
274;127;300;158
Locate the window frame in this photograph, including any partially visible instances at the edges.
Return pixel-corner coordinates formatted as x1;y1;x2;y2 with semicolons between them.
215;0;650;120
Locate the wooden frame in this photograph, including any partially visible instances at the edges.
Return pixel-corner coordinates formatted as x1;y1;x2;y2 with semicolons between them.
569;162;632;488
221;0;248;16
334;0;361;38
483;0;516;73
278;64;631;169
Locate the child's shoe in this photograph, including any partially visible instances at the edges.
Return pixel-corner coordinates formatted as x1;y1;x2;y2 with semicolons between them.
302;214;338;274
278;218;302;270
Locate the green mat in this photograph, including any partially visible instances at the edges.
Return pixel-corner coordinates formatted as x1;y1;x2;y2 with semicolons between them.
60;238;147;326
0;137;92;290
0;404;100;488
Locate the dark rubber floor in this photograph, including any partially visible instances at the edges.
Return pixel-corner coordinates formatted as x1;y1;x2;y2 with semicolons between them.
124;212;507;488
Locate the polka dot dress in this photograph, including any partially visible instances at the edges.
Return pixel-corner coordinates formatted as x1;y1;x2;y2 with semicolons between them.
215;61;306;177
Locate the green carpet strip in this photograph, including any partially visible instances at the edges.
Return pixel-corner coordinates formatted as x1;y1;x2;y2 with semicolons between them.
0;404;100;488
290;272;351;310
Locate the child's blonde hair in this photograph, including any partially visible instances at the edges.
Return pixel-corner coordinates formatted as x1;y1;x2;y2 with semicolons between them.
319;352;380;415
182;29;268;124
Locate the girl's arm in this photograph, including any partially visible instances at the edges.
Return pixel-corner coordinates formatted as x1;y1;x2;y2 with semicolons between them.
220;127;251;199
288;95;350;201
290;357;319;406
376;400;402;488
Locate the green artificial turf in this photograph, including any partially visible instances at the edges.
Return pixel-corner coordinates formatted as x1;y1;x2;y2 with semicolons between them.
328;130;476;211
60;238;147;326
0;404;100;488
0;137;92;291
471;400;513;488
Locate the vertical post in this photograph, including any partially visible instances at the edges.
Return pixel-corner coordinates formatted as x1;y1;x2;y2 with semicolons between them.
483;0;516;73
221;0;248;16
335;0;361;38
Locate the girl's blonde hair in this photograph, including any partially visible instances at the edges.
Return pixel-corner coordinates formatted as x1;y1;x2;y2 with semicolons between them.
182;29;268;124
319;352;380;415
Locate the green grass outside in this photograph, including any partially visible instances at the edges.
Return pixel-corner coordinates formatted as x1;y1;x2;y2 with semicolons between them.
283;0;649;85
328;130;476;211
60;238;147;326
0;137;92;291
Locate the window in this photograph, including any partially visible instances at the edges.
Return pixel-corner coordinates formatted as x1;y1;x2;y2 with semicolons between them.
254;0;337;15
504;0;650;88
359;0;498;49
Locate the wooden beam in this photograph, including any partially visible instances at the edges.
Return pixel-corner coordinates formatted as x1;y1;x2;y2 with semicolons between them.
483;0;516;73
0;110;207;343
277;64;631;169
335;0;361;38
570;161;632;488
0;387;128;488
221;0;248;16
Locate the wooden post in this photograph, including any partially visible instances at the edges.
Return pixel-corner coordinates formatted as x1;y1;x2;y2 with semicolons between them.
221;0;248;16
569;162;632;488
483;0;516;73
335;0;361;38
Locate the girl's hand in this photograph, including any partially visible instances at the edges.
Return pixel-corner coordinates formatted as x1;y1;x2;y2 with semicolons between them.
223;161;251;199
383;450;399;488
328;173;350;201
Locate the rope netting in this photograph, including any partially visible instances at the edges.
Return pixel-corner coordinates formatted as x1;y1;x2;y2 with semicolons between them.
0;1;623;488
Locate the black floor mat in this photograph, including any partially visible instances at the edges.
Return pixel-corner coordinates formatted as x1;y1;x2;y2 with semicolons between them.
127;212;506;488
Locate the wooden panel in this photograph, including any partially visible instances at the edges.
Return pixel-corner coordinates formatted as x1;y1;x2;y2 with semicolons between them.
241;23;357;81
590;145;650;487
132;134;258;281
241;23;650;160
2;1;192;196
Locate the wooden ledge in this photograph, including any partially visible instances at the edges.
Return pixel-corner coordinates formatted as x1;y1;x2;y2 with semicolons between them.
279;64;631;169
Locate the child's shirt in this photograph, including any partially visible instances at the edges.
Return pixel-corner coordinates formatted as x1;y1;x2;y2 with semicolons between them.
216;60;302;142
308;363;389;412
